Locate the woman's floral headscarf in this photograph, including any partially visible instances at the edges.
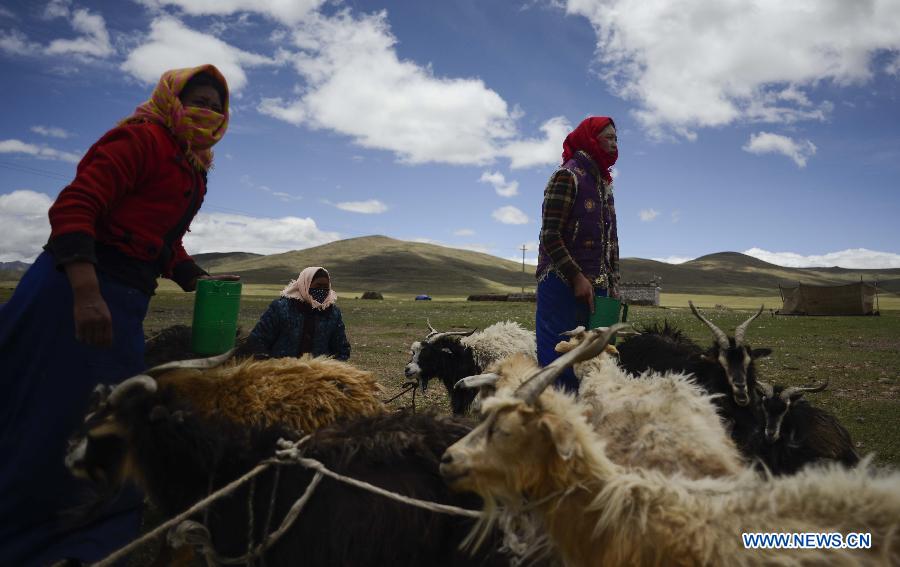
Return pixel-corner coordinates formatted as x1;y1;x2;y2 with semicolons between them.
561;116;617;183
281;266;338;310
121;64;229;171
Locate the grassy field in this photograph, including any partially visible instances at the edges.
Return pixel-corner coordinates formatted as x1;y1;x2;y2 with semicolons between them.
2;282;897;466
126;284;900;467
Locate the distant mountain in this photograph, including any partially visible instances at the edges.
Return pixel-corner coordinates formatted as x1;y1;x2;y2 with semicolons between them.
203;236;899;297
619;251;900;296
2;240;897;297
0;261;30;280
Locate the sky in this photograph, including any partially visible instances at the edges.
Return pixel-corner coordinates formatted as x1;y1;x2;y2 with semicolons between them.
1;0;899;269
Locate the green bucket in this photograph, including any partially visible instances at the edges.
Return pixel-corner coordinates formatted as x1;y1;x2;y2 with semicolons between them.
191;279;242;355
588;295;629;344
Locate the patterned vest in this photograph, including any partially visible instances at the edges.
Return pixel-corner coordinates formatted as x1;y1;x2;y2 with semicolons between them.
536;151;619;288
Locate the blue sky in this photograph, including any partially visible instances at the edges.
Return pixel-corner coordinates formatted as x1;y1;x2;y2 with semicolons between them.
1;0;899;269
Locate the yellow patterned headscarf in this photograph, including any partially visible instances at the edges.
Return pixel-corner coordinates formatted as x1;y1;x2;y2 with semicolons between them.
121;64;229;171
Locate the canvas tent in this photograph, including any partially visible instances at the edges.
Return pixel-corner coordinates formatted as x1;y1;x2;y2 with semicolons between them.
778;282;878;315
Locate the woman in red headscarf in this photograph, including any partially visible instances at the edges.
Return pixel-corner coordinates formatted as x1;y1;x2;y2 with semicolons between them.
535;116;620;392
0;65;238;566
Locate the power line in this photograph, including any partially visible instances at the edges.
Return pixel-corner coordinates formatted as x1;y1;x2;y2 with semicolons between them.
0;161;72;181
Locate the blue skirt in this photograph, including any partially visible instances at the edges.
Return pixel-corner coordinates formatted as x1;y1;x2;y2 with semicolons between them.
0;251;148;565
535;272;606;393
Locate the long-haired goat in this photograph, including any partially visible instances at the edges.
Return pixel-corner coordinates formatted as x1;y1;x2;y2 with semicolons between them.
66;381;508;567
135;351;385;433
441;326;900;567
405;320;535;415
751;380;860;475
616;304;771;453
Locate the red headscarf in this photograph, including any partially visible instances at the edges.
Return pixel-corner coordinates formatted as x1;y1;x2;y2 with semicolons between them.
561;116;617;183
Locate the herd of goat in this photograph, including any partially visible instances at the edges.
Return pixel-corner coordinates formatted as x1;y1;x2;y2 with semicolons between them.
63;304;899;566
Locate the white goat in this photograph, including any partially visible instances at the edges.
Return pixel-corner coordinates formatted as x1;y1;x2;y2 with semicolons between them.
442;325;900;567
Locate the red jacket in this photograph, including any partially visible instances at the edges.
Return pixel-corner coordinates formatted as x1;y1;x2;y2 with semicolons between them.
47;122;207;291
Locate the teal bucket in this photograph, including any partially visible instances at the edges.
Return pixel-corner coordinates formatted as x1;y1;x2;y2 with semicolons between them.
588;295;629;344
191;280;242;355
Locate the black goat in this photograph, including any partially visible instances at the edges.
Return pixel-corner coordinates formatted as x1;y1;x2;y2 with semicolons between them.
615;306;771;453
750;380;860;475
404;320;536;415
65;378;507;566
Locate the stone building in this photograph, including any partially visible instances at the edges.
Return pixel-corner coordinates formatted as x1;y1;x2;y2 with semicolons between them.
619;280;661;306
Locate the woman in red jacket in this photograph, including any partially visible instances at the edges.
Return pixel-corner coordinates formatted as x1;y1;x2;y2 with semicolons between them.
0;64;236;566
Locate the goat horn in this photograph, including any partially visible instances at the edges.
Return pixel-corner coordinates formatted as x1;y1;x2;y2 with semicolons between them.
734;304;765;345
515;323;629;405
108;374;157;406
561;326;587;337
145;349;235;377
755;380;774;398
688;301;729;350
781;381;828;400
426;329;477;343
454;373;501;390
425;318;440;339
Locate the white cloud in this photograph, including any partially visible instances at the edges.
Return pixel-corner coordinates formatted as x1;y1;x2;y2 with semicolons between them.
638;208;660;222
183;212;340;255
31;125;72;139
258;10;520;166
743;247;900;269
334;199;388;214
0;139;81;163
0;29;42;56
651;255;693;264
492;205;529;225
43;0;71;20
239;174;301;202
0;190;53;262
478;171;519;197
138;0;324;25
888;54;900;76
454;228;475;237
742;132;816;167
500;116;571;169
564;0;900;138
0;6;17;19
122;17;280;91
44;7;114;58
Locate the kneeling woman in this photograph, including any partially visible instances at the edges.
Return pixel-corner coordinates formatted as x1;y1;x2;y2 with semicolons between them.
247;267;351;360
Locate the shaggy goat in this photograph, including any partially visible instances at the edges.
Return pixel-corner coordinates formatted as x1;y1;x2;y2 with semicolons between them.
615;305;771;454
441;326;900;567
751;380;860;475
455;330;744;479
66;382;508;566
138;351;385;433
405;320;535;415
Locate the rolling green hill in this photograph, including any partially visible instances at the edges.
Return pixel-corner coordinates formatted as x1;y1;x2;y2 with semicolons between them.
197;236;899;297
5;237;897;297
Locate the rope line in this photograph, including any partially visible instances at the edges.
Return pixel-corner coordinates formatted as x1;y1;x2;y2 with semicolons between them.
76;435;481;566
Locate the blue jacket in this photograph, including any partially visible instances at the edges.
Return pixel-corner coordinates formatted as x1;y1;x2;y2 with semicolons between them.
248;297;351;360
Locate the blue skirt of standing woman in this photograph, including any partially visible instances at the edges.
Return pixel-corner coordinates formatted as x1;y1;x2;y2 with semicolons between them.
536;272;607;393
0;252;146;566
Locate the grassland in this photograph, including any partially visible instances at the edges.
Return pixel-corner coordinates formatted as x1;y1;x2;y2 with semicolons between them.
127;285;900;467
1;282;897;465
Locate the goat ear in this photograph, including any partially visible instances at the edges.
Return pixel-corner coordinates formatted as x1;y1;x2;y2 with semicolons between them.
751;348;772;359
539;414;579;461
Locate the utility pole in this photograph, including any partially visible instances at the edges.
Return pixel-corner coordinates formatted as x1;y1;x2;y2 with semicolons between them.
520;244;528;294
